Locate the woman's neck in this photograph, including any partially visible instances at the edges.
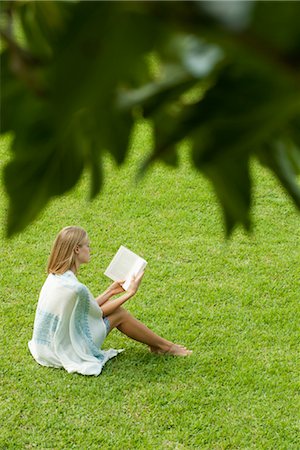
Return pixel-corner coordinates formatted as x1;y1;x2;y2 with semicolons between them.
70;263;79;275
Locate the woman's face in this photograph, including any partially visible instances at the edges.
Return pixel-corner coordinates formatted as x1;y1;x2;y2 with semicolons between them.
76;237;91;265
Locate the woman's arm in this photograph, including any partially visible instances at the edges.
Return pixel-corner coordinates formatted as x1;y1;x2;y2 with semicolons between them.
100;272;144;316
95;281;125;306
100;291;133;316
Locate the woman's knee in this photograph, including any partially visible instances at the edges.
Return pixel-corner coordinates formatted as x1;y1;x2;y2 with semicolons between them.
106;306;130;329
115;306;129;319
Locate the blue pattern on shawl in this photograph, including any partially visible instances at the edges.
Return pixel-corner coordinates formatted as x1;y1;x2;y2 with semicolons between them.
34;309;59;345
75;285;104;361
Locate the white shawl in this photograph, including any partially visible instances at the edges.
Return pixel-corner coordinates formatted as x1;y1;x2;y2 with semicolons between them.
28;270;121;376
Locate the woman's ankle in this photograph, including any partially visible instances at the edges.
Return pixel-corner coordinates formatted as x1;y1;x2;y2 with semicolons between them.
150;343;192;356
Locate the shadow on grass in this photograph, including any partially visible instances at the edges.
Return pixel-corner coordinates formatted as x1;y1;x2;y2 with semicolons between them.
26;346;193;385
101;346;193;382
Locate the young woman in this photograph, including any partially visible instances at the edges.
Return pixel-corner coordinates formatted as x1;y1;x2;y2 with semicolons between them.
28;226;192;376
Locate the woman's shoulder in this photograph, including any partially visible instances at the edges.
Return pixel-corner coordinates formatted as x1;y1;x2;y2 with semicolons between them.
50;270;88;295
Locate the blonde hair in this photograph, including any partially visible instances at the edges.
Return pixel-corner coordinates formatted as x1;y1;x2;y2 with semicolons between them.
47;226;88;274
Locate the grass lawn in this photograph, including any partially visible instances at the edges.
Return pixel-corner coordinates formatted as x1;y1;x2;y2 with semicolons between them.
1;122;299;449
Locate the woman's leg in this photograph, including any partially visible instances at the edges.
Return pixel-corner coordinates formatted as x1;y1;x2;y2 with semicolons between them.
106;307;192;356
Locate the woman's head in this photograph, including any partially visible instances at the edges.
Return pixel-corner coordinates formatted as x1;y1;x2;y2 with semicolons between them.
47;226;90;274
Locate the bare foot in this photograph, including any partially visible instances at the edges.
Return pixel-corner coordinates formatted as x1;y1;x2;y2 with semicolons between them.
149;344;192;357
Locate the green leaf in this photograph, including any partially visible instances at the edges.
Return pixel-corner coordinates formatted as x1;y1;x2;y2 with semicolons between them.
19;2;53;60
251;1;300;55
117;72;194;118
288;119;300;173
4;117;85;237
197;152;252;235
0;51;43;134
198;0;254;31
87;142;103;200
257;140;300;210
1;1;300;237
145;62;299;233
118;34;223;117
97;107;134;166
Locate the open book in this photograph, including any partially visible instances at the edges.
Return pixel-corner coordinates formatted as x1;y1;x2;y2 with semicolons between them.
104;246;147;291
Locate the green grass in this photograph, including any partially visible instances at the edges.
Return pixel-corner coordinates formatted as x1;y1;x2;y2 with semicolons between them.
1;122;299;449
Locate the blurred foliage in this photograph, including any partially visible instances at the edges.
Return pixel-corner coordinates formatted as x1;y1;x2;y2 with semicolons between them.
0;0;300;236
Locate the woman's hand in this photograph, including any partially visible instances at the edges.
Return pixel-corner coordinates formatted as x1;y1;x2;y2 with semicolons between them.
96;281;124;306
97;272;144;307
108;281;125;297
127;271;145;297
99;272;145;314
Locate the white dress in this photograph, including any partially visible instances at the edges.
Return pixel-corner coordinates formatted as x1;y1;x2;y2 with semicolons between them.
28;270;121;376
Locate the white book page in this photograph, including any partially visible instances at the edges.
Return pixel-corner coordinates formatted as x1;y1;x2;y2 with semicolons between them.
104;246;147;291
